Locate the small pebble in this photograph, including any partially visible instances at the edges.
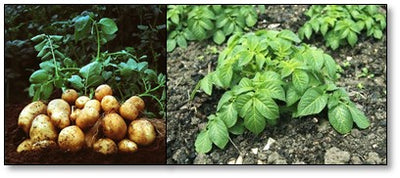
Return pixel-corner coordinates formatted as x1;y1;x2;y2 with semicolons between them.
263;137;276;150
372;144;379;149
351;156;362;164
227;158;236;164
251;148;258;155
268;23;280;29
235;155;243;164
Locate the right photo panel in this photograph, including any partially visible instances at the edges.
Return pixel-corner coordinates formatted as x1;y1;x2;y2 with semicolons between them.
166;5;387;165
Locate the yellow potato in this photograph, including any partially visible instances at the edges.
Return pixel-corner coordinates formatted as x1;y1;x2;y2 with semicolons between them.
75;96;90;109
18;101;47;133
85;99;101;112
62;89;79;104
48;99;70;113
93;138;117;155
119;96;145;121
29;114;57;142
58;126;85;152
76;108;99;130
17;139;33;153
47;99;70;129
118;139;138;153
102;113;127;141
70;107;81;122
95;84;112;101
17;139;57;153
119;104;139;121
101;95;120;113
128;119;156;146
127;96;145;111
31;140;57;150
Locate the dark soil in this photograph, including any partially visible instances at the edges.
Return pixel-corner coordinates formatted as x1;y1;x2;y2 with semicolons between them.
5;101;166;164
166;5;387;164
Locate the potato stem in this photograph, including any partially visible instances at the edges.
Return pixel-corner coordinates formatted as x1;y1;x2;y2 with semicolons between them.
47;35;59;78
94;22;101;61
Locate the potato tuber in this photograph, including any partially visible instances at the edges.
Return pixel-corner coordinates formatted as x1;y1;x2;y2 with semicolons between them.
95;84;112;101
102;113;127;141
62;89;79;104
47;99;71;129
75;96;90;109
118;139;138;153
18;101;47;133
128;119;156;146
29;114;58;142
93;138;117;155
58;126;85;152
101;95;120;113
119;96;145;121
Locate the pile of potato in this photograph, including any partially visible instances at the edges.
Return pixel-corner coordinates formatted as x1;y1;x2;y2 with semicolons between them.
17;84;157;155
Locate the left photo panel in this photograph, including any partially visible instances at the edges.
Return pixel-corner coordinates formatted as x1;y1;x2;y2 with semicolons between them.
4;5;167;164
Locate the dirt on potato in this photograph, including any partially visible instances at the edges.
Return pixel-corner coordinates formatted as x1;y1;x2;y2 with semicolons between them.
166;5;387;164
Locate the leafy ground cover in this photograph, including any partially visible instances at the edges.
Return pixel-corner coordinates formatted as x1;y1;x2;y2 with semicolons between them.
167;5;386;164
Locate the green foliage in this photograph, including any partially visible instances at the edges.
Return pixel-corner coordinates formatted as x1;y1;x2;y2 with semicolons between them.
134;24;166;64
357;67;375;79
167;5;263;52
29;13;166;117
192;29;370;153
298;5;386;50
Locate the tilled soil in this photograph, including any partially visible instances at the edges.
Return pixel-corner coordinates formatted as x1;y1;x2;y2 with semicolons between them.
166;5;387;164
5;101;166;164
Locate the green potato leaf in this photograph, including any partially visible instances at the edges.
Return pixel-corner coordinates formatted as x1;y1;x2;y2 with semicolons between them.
347;31;358;47
228;119;245;135
292;70;309;93
29;69;50;84
254;92;279;120
167;39;176;52
176;35;187;48
347;103;370;129
74;15;90;32
40;82;54;99
328;104;353;134
243;98;266;135
200;74;213;95
213;30;226;45
297;87;328;117
208;117;229;149
39;61;55;73
68;75;84;90
279;30;301;43
218;103;238;128
286;84;301;106
195;130;213;153
99;18;118;34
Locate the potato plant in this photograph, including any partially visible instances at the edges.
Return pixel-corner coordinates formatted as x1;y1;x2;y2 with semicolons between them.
29;12;166;117
17;12;162;154
298;5;386;50
167;5;265;52
192;29;370;153
17;84;158;154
